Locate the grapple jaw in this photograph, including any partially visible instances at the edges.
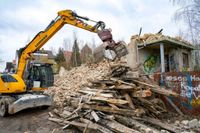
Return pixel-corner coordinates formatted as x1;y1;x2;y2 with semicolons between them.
93;41;128;62
93;29;128;62
113;41;128;58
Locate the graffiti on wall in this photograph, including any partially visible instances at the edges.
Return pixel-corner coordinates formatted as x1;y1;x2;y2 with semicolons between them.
164;73;200;110
180;81;200;106
143;55;158;73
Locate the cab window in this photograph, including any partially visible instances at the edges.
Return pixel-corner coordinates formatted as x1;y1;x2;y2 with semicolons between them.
1;75;18;82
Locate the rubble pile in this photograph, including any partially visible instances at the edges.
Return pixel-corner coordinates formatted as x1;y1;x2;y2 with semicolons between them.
45;60;111;106
131;33;192;45
47;60;192;133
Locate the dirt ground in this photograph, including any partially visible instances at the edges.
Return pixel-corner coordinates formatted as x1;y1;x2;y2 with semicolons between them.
0;107;74;133
1;107;199;133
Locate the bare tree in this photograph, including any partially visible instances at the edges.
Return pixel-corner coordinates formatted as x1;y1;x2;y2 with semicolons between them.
91;37;96;50
173;0;200;44
49;46;56;55
70;31;82;67
70;33;81;67
63;38;72;51
173;0;200;70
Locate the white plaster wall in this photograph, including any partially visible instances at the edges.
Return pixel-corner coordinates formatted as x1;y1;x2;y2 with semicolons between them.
126;40;138;69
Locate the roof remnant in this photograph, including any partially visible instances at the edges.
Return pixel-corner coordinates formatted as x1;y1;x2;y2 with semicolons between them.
132;33;195;50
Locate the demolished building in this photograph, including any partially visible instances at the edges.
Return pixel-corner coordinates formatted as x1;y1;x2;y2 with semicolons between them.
127;33;200;116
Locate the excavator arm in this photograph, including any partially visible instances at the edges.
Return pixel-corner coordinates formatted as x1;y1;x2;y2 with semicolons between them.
17;9;108;78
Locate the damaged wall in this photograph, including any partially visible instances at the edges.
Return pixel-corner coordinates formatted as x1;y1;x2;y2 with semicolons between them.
177;48;193;71
126;33;194;74
137;46;193;74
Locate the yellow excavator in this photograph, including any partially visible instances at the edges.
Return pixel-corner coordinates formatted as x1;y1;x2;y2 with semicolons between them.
0;9;128;116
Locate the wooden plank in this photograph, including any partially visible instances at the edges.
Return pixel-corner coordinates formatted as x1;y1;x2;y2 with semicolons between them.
108;103;119;109
80;118;114;133
59;110;72;118
110;78;136;88
131;89;152;97
91;111;100;122
66;110;91;121
131;79;179;96
141;117;181;133
138;98;161;115
99;119;140;133
78;90;114;98
48;117;63;123
113;84;135;90
123;92;135;109
71;102;144;116
92;80;115;86
80;87;116;93
114;115;160;133
49;117;99;131
91;96;128;105
48;112;54;117
165;96;183;115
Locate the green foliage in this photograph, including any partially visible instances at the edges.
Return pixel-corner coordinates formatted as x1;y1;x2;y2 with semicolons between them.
70;39;82;67
55;48;66;68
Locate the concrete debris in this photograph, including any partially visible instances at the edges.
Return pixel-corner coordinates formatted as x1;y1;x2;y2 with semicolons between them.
188;119;198;128
174;120;180;126
173;119;200;133
181;120;189;126
199;120;200;127
145;128;154;133
160;130;170;133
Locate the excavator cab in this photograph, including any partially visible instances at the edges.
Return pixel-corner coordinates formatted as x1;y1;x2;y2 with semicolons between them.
25;63;54;90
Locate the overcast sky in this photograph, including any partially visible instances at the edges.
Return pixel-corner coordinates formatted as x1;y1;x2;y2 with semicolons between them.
0;0;181;71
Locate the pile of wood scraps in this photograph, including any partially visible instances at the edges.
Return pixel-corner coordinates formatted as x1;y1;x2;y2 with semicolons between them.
48;64;181;133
